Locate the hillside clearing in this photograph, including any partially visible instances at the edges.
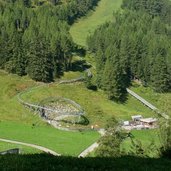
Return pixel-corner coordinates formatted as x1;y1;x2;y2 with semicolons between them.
70;0;122;46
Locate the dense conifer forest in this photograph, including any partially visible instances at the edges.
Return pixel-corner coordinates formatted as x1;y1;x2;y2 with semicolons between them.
87;0;171;101
0;0;99;82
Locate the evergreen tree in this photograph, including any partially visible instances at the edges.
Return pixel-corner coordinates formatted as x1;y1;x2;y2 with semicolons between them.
102;46;127;102
151;55;171;92
95;48;106;88
27;36;54;82
96;117;127;157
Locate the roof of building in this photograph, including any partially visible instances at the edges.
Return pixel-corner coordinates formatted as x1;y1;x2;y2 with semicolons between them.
131;115;142;119
140;118;157;123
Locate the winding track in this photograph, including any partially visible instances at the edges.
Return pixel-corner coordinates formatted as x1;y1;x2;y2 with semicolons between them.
0;77;86;156
17;77;85;120
0;138;60;156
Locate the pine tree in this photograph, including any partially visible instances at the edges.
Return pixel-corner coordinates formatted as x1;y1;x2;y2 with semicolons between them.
151;55;170;92
27;36;54;82
102;46;127;102
96;48;106;88
119;34;131;87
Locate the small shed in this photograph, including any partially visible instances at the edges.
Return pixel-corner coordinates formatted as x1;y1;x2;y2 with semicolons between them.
131;115;142;121
123;121;129;126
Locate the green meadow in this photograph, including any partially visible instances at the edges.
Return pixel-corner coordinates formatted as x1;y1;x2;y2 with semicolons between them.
70;0;123;46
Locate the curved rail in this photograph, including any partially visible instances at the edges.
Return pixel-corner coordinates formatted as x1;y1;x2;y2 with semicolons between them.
17;76;87;126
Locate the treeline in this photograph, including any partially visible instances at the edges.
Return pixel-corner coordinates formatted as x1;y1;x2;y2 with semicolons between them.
122;0;171;23
1;154;171;171
87;0;171;101
0;0;99;82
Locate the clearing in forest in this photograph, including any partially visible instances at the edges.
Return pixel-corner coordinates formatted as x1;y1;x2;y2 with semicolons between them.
70;0;123;46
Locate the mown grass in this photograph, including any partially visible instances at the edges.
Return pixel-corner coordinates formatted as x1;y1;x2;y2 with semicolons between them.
70;0;123;46
0;141;42;154
0;71;159;156
0;71;100;156
0;121;99;156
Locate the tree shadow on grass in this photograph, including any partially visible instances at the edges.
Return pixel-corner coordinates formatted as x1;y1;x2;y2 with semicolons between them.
0;154;171;171
71;60;91;72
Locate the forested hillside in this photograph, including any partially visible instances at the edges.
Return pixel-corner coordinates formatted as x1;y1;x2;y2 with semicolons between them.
87;0;171;101
0;0;99;82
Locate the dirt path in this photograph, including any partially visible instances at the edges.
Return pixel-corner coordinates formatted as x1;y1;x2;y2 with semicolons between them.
0;138;60;156
78;142;99;157
78;129;105;157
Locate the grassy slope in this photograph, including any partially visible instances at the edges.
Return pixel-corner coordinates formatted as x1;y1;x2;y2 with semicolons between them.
21;82;155;127
0;71;99;156
70;0;162;156
130;84;171;116
0;71;157;156
0;121;99;156
70;0;123;46
0;71;39;123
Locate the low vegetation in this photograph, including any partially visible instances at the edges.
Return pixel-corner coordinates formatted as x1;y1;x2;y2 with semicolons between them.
1;154;171;171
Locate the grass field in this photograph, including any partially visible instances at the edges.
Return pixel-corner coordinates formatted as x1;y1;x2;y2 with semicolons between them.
21;81;156;127
70;0;122;46
0;71;100;156
0;141;42;154
0;121;99;156
0;70;157;156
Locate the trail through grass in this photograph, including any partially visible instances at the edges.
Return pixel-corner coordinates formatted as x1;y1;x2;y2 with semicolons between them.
0;121;99;156
0;71;100;156
70;0;122;46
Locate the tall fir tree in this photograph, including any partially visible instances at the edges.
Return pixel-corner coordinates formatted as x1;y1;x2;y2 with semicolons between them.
27;36;54;82
102;46;127;102
151;55;171;92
